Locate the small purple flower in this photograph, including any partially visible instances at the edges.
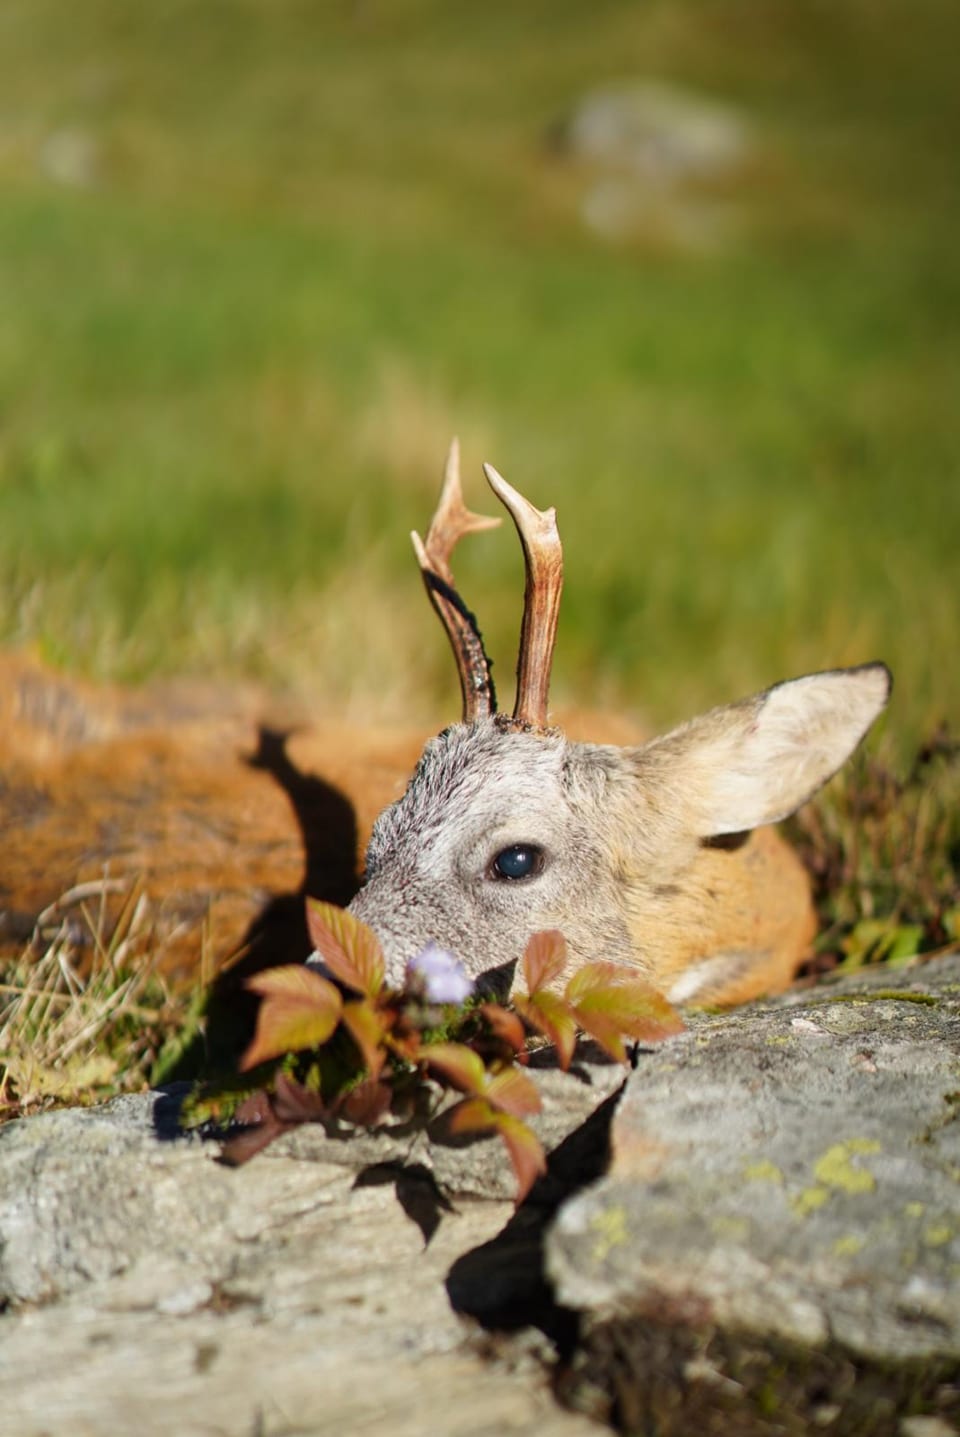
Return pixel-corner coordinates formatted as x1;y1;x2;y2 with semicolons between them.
406;944;475;1006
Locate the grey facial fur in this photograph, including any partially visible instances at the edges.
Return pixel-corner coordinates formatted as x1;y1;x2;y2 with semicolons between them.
348;718;634;989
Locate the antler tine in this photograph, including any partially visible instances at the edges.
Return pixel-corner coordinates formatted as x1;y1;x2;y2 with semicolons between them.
483;462;564;731
412;438;502;723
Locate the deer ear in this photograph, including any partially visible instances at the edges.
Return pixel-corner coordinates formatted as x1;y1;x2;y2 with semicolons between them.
645;663;892;837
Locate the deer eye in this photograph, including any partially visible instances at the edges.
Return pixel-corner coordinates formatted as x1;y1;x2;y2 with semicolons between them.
490;844;545;882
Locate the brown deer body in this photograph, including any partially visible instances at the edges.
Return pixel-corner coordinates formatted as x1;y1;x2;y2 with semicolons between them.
1;444;889;1008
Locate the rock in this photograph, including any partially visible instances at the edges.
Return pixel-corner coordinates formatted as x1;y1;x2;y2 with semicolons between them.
39;126;100;188
0;1064;622;1436
3;958;960;1434
554;80;754;247
562;81;751;185
548;954;960;1433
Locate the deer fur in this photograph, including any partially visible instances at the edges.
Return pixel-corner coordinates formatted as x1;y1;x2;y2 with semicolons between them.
346;448;892;1004
0;448;890;1010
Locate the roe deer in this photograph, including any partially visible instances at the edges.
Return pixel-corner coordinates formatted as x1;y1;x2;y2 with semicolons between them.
346;441;891;1005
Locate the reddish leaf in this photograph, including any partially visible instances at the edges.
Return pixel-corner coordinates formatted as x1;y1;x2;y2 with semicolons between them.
485;1065;542;1119
566;962;684;1062
272;1070;330;1123
232;1089;275;1128
442;1094;498;1137
342;999;388;1078
338;1077;394;1126
240;966;343;1070
513;989;578;1070
219;1093;292;1167
522;929;569;995
566;1009;629;1064
493;1112;547;1205
480;1003;526;1055
421;1042;488;1096
439;1098;546;1204
306;900;385;998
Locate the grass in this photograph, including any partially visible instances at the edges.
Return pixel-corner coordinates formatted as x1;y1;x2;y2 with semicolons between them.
0;2;957;1106
0;877;202;1117
0;0;956;740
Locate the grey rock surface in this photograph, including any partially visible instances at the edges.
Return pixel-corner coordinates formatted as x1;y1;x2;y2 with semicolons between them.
3;959;960;1436
549;954;960;1432
555;79;753;247
0;1066;619;1437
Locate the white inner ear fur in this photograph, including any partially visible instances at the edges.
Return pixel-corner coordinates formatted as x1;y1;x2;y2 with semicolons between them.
675;663;891;836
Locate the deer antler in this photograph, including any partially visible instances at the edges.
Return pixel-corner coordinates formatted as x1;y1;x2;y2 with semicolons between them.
483;462;564;731
412;438;502;722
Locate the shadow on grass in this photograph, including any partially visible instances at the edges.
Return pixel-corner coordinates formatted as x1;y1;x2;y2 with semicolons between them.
163;724;361;1080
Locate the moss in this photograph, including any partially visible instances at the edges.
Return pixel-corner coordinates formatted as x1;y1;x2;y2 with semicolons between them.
823;991;940;1007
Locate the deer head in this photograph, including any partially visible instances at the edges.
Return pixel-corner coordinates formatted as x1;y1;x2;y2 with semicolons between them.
346;442;891;1004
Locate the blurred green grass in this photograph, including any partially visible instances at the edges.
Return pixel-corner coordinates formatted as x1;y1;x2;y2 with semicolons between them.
0;0;957;744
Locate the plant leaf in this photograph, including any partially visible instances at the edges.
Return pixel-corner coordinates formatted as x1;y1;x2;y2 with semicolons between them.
566;961;684;1056
442;1094;498;1137
433;1098;547;1204
421;1042;488;1096
272;1070;330;1123
480;1003;527;1055
485;1065;542;1119
219;1091;291;1166
512;989;578;1070
492;1112;547;1205
342;999;388;1078
522;929;568;995
240;966;343;1070
306;900;385;997
338;1076;394;1126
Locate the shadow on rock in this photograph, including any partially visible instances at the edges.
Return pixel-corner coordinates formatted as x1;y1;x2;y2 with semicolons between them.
446;1083;623;1352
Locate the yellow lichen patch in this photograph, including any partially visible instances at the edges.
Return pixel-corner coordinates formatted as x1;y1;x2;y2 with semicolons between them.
710;1215;751;1243
590;1206;629;1262
790;1186;830;1217
904;1201;926;1219
743;1159;785;1185
833;1234;867;1258
765;1035;791;1047
923;1225;953;1247
813;1139;882;1195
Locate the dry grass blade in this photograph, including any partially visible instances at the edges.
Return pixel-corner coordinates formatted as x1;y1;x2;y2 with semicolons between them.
0;875;188;1117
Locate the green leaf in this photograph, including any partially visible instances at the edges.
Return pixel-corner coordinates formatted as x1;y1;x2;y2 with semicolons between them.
240;966;343;1070
943;908;960;942
522;929;568;995
421;1041;488;1095
842;919;925;969
306;900;385;997
884;924;925;966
